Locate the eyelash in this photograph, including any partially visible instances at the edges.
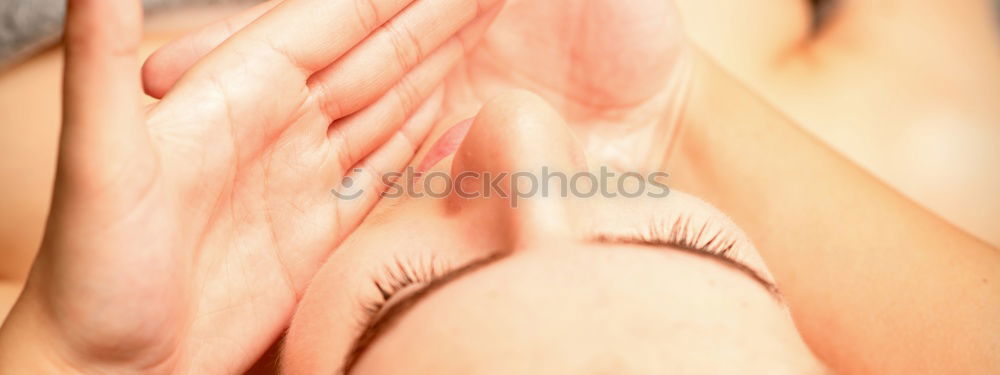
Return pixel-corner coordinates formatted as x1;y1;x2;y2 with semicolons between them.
652;214;740;257
359;254;446;322
358;215;740;324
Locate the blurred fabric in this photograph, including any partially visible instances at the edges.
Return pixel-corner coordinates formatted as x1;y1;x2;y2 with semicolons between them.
0;0;263;68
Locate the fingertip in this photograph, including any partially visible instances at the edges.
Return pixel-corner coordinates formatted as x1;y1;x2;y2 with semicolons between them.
140;47;182;99
141;53;168;99
139;1;282;98
65;0;144;53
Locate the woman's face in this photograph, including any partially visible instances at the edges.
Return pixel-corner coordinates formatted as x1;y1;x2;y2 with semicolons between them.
281;91;827;374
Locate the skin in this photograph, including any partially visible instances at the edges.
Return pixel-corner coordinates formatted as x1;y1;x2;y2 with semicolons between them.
142;0;691;173
0;0;997;374
142;0;1000;246
677;0;1000;246
3;0;998;299
134;10;1000;372
0;0;689;293
281;91;824;374
351;246;817;375
283;55;1000;374
672;54;1000;374
0;0;505;372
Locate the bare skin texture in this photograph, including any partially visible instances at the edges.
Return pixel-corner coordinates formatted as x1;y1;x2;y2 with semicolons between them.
142;0;691;174
113;0;1000;247
278;90;828;374
0;0;506;372
676;0;1000;246
671;56;1000;374
3;0;998;313
279;57;1000;374
130;0;1000;371
0;0;997;374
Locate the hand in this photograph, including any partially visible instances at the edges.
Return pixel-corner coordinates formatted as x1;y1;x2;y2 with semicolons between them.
144;0;689;172
0;0;500;373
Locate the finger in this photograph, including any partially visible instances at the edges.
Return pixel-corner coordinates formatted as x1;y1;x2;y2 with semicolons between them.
327;5;501;170
177;0;419;92
335;87;444;223
307;0;502;120
61;0;151;182
148;0;419;168
155;0;491;160
141;0;281;99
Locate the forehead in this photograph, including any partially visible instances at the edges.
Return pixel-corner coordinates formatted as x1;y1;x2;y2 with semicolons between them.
349;245;802;374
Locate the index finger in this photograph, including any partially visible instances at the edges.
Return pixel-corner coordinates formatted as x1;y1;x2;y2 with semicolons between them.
142;0;281;99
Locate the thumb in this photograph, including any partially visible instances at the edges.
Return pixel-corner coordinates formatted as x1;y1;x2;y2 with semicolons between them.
60;0;152;191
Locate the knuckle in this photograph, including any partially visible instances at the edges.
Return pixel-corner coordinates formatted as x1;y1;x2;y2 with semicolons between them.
385;21;423;70
395;131;418;156
393;76;422;113
353;0;381;31
310;79;346;121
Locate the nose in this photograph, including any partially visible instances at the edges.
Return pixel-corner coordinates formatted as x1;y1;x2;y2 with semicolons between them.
450;90;589;245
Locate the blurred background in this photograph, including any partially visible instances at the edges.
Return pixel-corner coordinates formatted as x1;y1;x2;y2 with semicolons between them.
1;0;999;319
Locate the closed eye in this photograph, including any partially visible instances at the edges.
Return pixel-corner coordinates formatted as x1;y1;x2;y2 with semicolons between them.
344;216;778;373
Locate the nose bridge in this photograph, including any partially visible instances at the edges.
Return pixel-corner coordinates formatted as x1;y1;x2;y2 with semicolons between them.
450;90;587;245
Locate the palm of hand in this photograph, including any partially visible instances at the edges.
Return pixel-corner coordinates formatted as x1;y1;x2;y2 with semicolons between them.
41;57;362;373
151;76;348;371
36;4;428;372
441;0;688;171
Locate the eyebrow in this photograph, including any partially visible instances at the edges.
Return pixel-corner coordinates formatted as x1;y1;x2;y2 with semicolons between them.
339;239;780;373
